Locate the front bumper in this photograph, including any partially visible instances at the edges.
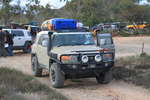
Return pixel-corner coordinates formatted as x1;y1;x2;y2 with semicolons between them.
61;62;114;79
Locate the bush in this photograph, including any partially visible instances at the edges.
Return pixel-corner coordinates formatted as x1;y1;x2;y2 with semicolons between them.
114;54;150;89
117;29;150;37
0;67;68;100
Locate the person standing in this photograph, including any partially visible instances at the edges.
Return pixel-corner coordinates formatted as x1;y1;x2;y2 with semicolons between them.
0;27;7;57
5;31;14;56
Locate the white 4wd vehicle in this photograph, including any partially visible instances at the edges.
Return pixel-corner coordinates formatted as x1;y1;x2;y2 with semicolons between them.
3;29;32;53
31;31;114;88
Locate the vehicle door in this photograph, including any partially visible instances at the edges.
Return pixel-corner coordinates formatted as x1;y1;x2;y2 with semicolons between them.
97;34;115;61
36;34;49;68
97;34;115;53
11;30;26;46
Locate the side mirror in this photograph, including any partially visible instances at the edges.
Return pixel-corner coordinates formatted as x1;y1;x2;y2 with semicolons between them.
41;40;48;47
96;34;99;46
13;34;16;37
48;31;53;37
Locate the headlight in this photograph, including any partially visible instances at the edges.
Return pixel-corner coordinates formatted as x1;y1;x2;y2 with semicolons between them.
103;54;112;59
81;55;88;63
61;56;71;61
95;55;102;62
61;55;78;64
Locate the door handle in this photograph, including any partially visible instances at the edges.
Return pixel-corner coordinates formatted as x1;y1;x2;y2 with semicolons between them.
18;38;22;40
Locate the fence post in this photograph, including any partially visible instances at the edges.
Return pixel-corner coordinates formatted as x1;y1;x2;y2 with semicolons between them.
141;42;144;54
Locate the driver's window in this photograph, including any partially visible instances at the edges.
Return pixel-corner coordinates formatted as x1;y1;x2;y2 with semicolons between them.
41;39;48;47
38;35;48;47
51;35;61;47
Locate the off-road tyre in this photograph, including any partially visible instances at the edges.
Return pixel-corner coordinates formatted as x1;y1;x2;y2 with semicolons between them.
23;42;31;53
50;63;65;88
96;69;113;84
31;56;42;77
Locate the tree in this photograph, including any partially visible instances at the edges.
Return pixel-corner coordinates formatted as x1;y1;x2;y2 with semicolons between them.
25;2;55;24
0;0;13;24
0;0;55;25
57;0;150;26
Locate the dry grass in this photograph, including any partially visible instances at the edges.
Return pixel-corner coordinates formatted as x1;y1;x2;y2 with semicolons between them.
0;67;68;100
113;54;150;89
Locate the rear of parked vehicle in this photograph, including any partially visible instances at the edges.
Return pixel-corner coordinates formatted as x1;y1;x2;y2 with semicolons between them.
3;29;32;53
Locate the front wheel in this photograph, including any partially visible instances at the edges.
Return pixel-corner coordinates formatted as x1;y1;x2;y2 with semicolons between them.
23;42;31;53
96;69;113;84
31;56;42;77
49;63;65;88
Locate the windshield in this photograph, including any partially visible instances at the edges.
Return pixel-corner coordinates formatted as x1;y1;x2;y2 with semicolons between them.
52;34;95;47
31;27;40;32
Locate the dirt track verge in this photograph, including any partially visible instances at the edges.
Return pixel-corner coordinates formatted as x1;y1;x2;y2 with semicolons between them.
1;36;150;100
0;54;150;100
113;55;150;89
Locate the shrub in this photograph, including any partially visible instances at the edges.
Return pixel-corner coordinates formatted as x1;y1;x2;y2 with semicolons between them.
0;68;68;100
114;54;150;89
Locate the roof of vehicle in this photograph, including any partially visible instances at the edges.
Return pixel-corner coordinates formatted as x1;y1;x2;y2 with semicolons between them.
3;29;29;31
37;31;92;36
43;18;77;22
24;25;39;27
97;33;112;37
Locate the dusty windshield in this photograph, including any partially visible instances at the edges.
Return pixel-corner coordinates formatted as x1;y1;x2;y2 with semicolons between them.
52;34;95;47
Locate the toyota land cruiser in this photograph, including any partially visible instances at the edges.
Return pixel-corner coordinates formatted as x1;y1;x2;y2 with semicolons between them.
31;31;114;88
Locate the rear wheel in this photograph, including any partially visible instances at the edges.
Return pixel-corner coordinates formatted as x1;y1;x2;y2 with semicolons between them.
50;63;65;88
96;69;112;84
23;42;31;53
31;56;42;77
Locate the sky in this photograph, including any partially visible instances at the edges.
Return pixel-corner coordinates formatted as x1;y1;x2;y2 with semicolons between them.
10;0;150;8
139;0;150;5
40;0;67;8
12;0;68;9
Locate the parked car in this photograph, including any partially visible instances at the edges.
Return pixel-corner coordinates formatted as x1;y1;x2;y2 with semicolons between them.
3;29;32;53
126;23;149;29
24;25;40;36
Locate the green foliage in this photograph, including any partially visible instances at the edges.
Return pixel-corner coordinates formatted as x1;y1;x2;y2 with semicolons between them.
59;0;150;26
0;0;55;25
0;0;150;27
117;28;150;36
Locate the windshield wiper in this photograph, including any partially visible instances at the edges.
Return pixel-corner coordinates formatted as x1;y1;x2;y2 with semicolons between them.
57;44;69;47
56;43;94;47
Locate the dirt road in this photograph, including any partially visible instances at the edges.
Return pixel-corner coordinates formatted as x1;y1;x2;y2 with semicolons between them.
114;36;150;57
1;36;150;100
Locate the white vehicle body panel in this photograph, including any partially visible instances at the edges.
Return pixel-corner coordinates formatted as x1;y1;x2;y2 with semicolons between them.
32;31;49;68
3;29;32;47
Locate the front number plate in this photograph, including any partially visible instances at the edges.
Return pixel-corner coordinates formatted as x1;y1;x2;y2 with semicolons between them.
89;64;96;68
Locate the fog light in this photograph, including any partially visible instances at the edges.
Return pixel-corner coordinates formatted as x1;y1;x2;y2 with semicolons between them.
89;64;96;68
105;63;109;67
95;55;102;62
81;55;88;63
72;65;77;69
